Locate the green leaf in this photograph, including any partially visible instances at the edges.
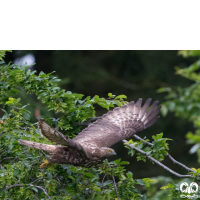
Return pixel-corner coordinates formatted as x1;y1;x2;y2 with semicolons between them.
136;179;146;185
157;133;163;139
114;158;121;164
189;143;200;154
161;105;168;117
13;168;19;176
119;161;129;165
94;95;99;102
82;172;94;178
126;172;133;178
98;102;109;110
115;95;127;99
94;195;104;200
157;87;171;93
35;128;41;134
1;113;7;120
22;113;31;120
63;93;75;98
102;180;113;187
108;93;113;97
10;88;22;94
136;143;143;149
115;100;123;107
30;186;38;193
84;103;92;108
73;93;84;99
47;173;52;180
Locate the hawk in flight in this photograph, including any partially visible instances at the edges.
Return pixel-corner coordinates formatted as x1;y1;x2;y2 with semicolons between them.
19;98;161;167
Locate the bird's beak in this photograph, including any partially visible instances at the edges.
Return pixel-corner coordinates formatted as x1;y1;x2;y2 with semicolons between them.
113;152;117;155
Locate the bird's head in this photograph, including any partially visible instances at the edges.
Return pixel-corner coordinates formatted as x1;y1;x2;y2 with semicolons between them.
100;147;117;158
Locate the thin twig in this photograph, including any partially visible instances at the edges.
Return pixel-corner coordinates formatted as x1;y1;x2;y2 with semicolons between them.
132;134;195;173
122;139;192;178
102;173;107;184
0;148;8;156
29;184;50;198
7;157;18;165
30;178;42;185
106;159;119;199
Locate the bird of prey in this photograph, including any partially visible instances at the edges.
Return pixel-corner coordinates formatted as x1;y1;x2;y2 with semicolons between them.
19;98;161;168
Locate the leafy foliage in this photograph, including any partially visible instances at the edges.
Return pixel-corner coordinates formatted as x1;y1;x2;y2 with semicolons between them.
125;133;171;163
157;50;200;162
0;50;12;61
0;60;158;199
2;51;199;199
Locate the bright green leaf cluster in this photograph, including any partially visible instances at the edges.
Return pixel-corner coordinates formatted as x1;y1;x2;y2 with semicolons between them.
125;133;171;163
0;50;12;61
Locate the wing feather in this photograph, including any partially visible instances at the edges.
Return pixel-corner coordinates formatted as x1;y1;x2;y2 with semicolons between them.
73;98;161;148
38;119;69;146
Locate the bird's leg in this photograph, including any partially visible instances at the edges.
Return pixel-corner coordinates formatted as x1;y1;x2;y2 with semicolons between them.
40;160;51;168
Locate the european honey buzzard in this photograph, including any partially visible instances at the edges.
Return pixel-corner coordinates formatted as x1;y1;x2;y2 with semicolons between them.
19;98;161;167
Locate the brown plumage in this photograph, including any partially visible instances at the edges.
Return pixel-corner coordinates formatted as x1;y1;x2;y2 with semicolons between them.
19;98;162;167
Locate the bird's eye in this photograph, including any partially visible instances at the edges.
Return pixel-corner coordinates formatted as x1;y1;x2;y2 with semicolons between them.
107;150;110;153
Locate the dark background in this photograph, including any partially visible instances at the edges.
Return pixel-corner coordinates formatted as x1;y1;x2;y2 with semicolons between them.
4;50;198;179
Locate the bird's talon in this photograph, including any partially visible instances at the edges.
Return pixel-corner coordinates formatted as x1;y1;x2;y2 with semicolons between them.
40;160;51;168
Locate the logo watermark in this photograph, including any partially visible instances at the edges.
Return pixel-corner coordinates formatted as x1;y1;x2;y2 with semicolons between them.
180;182;199;199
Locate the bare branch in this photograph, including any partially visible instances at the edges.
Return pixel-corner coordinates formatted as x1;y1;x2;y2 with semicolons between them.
29;184;50;198
6;184;24;189
132;134;196;173
122;139;192;178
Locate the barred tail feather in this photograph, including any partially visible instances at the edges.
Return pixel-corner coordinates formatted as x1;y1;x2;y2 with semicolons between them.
19;140;56;152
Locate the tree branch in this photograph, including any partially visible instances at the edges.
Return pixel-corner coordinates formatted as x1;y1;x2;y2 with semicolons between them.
122;139;192;178
132;134;195;173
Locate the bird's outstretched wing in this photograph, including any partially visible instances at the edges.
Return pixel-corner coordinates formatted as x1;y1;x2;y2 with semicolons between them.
73;98;161;148
38;119;69;146
38;119;83;151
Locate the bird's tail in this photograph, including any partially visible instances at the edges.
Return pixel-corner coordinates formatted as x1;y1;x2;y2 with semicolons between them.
19;140;56;152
